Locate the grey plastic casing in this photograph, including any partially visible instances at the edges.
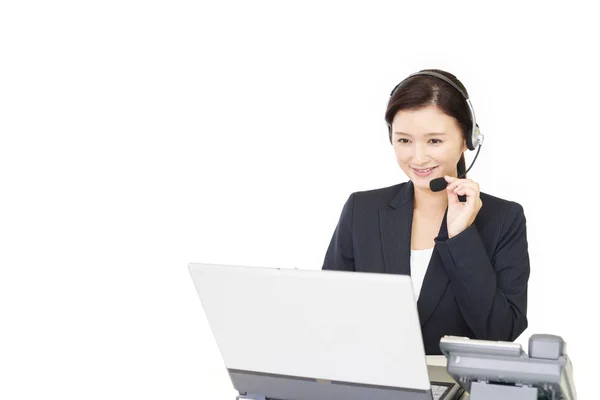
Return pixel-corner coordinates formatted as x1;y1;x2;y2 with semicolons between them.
439;334;577;400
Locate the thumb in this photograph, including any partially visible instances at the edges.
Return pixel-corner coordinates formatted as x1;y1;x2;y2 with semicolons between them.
445;176;460;205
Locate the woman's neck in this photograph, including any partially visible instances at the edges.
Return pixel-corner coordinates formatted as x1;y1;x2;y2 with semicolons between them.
413;185;448;212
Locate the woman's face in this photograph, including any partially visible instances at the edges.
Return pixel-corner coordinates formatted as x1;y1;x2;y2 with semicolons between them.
391;105;467;191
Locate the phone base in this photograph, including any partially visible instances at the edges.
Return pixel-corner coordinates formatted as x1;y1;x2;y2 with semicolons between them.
470;381;537;400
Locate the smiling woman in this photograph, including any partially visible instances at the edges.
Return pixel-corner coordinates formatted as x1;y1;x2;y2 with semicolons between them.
322;69;530;355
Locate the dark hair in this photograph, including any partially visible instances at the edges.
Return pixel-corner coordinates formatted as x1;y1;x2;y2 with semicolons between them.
385;69;471;178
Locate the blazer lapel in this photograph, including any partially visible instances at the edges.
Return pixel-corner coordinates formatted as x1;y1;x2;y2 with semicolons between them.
417;210;451;327
379;182;414;275
378;180;452;328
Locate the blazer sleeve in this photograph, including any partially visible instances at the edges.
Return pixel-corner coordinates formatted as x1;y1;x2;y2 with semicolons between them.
434;202;530;341
322;193;356;271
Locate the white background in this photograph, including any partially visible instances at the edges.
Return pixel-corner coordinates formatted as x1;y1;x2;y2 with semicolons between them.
1;1;598;398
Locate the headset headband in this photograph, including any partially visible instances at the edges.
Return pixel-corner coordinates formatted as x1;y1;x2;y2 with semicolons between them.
388;71;482;150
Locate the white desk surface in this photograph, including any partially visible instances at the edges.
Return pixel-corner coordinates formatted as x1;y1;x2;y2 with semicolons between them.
426;355;448;366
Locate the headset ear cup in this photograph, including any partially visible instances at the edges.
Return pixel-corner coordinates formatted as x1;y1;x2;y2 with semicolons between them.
468;124;481;150
466;127;474;150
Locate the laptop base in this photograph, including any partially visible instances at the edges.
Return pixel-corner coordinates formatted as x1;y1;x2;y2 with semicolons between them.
230;369;436;400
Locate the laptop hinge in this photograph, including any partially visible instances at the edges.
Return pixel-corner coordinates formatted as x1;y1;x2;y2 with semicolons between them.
236;393;266;400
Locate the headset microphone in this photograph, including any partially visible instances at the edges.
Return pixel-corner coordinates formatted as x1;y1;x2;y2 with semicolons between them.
429;177;450;192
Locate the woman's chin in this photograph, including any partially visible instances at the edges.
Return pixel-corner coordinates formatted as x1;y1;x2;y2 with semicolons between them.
412;180;433;191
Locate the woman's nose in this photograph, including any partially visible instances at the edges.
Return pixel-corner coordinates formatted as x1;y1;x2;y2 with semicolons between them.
412;142;429;164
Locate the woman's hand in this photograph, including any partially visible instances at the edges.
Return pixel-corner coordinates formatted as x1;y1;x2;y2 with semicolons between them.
445;175;483;238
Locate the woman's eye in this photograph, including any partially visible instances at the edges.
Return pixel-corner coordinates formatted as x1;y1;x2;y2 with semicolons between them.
429;139;442;144
397;138;410;144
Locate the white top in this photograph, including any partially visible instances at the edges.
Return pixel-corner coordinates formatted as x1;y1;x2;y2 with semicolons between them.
410;248;434;301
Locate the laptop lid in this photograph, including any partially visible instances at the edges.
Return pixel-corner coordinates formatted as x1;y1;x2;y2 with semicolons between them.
189;263;435;399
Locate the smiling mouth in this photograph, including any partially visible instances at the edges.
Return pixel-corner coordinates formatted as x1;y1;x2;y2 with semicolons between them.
411;166;438;176
412;166;438;172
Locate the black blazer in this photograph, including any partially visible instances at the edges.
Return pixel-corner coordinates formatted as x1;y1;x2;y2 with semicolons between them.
322;180;529;355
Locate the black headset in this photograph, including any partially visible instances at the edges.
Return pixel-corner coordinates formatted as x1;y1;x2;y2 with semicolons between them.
387;71;483;151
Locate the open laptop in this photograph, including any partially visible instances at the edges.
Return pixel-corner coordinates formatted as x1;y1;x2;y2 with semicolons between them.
188;263;463;400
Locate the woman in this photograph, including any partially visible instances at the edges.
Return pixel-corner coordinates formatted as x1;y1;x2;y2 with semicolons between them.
322;69;529;355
